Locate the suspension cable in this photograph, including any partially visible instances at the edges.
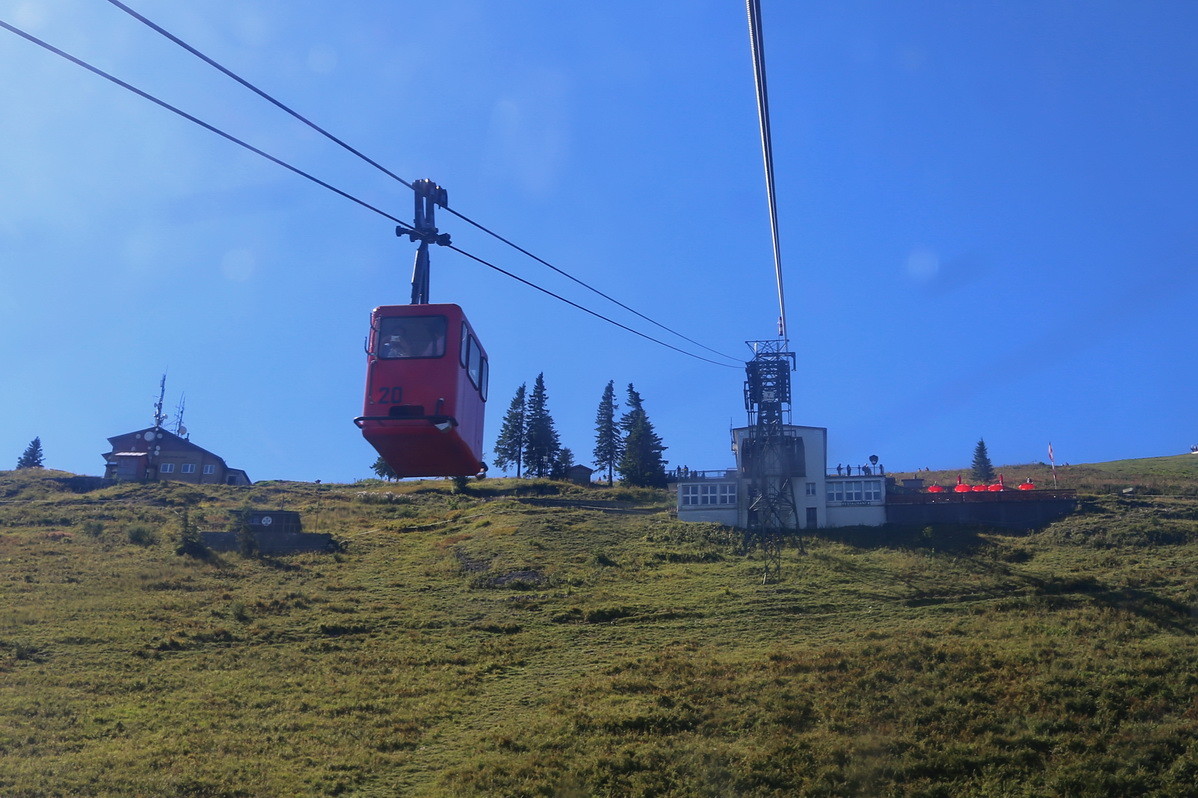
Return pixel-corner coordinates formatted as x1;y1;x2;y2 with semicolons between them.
0;17;740;367
745;0;789;341
102;0;415;192
101;0;743;365
1;15;749;367
441;206;742;364
0;19;416;231
446;244;738;369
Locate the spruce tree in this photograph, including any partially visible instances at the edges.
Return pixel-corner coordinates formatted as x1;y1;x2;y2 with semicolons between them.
16;437;44;469
493;383;527;477
371;456;398;481
175;505;208;559
592;380;621;484
552;447;575;480
617;384;668;488
971;438;995;483
523;373;561;478
230;506;258;558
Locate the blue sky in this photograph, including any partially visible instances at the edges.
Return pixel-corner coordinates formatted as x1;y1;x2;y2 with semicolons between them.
2;1;1195;483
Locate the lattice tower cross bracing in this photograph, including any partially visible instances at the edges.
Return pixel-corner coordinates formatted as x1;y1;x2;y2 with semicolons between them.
741;341;802;580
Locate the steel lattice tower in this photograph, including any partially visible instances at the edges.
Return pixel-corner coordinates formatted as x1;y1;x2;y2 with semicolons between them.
741;339;801;582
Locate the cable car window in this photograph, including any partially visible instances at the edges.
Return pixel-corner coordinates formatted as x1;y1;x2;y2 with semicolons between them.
467;334;482;389
379;315;446;359
479;356;489;402
460;322;469;368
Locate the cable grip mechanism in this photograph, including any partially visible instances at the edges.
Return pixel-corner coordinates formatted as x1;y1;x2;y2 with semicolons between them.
400;179;451;305
397;178;451;246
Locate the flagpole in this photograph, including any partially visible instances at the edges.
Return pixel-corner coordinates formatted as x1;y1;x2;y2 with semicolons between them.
1048;442;1058;488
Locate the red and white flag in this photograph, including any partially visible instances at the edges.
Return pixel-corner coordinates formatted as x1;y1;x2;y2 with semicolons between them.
1048;442;1055;464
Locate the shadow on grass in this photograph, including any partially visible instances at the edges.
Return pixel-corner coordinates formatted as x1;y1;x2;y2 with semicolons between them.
1025;575;1196;634
176;543;236;571
812;524;993;555
810;526;1195;634
255;555;304;572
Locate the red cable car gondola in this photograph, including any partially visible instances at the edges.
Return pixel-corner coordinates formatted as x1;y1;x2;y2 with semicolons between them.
356;179;489;478
355;303;488;478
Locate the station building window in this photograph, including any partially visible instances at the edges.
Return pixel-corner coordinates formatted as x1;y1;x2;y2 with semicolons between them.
680;483;737;507
827;479;882;503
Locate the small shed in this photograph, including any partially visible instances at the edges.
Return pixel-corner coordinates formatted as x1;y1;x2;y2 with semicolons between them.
201;509;338;554
565;464;595;486
242;510;303;535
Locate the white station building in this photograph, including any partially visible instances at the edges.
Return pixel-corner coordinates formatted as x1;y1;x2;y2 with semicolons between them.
674;424;887;530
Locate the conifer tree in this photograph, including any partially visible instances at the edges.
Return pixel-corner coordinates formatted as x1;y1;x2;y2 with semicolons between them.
371;456;398;481
592;380;622;484
175;505;208;559
617;384;668;488
523;374;561;478
552;447;575;480
493;383;527;477
971;438;995;483
230;505;258;558
16;437;44;469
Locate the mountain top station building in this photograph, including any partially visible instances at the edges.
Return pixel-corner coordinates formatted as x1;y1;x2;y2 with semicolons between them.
675;425;886;530
673;424;1075;532
103;426;251;485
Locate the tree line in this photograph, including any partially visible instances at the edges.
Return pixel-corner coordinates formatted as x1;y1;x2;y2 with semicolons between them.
492;375;668;488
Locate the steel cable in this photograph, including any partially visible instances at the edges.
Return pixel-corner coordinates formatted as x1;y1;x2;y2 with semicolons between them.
102;0;743;365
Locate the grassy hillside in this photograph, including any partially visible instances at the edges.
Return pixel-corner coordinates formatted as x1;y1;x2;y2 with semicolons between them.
1;464;1196;797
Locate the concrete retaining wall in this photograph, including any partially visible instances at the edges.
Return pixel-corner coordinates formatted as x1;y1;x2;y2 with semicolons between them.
200;531;338;555
885;491;1077;530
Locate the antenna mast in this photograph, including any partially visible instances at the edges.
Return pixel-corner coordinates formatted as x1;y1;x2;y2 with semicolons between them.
173;393;188;438
153;373;168;428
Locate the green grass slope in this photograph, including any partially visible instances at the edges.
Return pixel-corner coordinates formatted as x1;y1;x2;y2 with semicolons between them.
1;467;1196;797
